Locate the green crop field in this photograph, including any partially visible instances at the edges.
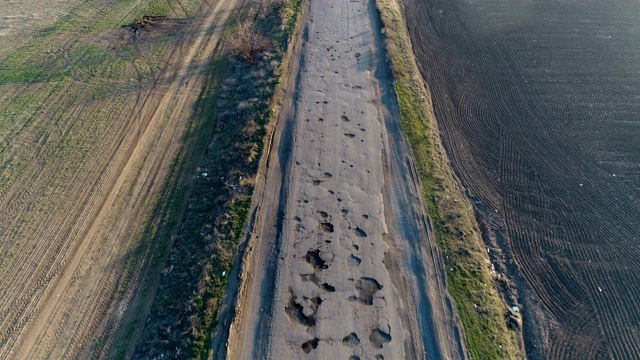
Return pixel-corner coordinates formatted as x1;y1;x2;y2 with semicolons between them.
0;0;244;357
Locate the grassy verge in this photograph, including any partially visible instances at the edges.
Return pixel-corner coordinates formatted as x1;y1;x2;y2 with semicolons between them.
374;1;523;358
116;1;303;359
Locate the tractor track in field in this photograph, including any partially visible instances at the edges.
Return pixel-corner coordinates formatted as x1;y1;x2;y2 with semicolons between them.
402;0;640;358
0;0;241;358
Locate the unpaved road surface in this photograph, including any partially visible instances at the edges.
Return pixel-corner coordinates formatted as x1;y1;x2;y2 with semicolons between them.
225;0;467;358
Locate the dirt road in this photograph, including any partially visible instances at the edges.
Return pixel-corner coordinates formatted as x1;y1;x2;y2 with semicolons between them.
0;0;240;358
224;0;467;358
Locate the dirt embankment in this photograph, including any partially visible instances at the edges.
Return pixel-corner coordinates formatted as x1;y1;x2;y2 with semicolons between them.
224;0;467;359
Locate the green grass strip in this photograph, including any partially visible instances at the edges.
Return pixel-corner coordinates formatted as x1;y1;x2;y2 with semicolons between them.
374;1;523;358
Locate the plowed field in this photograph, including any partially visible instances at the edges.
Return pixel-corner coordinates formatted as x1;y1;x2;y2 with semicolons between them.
402;0;640;358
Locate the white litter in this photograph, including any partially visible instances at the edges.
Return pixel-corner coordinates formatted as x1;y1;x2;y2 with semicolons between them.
222;271;227;276
512;306;520;312
202;172;208;177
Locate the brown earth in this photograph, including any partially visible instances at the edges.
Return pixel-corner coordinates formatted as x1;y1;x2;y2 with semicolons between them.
0;0;241;358
222;0;468;359
401;0;640;358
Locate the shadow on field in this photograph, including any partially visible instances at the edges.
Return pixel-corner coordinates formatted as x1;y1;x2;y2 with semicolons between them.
103;3;300;359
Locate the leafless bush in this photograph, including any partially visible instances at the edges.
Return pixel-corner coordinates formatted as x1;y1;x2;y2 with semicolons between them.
227;20;271;63
263;0;290;13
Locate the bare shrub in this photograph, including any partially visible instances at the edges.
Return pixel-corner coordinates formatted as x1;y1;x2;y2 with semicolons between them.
227;20;271;63
263;0;290;13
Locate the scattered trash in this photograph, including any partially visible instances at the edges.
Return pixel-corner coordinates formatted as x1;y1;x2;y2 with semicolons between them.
598;286;603;292
202;172;208;177
222;271;227;277
579;183;584;187
512;306;520;312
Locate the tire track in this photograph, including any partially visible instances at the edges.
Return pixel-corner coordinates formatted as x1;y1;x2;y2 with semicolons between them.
0;0;239;358
402;0;640;358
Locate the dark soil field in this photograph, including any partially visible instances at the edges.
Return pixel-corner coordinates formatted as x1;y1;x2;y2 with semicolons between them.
401;0;640;358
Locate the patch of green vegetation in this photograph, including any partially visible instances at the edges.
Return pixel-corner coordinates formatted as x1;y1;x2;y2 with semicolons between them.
0;0;197;196
282;0;302;38
374;1;523;359
229;197;252;243
0;0;198;85
0;1;211;355
190;195;251;359
0;31;167;86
